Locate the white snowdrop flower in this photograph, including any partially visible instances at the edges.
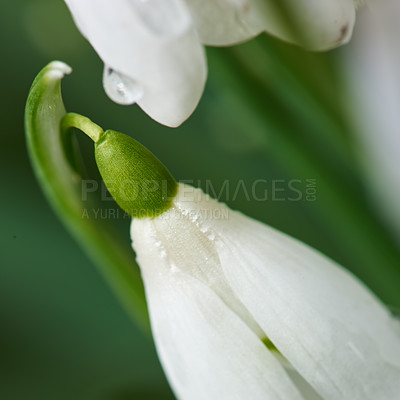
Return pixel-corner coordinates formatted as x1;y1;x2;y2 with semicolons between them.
343;0;400;245
131;183;400;400
74;125;399;399
64;0;358;127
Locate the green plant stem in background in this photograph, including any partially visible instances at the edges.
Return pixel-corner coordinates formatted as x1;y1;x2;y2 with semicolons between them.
250;37;355;170
25;62;150;332
208;45;400;307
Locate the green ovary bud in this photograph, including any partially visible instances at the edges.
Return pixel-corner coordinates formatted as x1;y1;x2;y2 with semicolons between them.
95;130;178;219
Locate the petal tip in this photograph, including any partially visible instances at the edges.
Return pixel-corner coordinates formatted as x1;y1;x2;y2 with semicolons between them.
47;61;73;76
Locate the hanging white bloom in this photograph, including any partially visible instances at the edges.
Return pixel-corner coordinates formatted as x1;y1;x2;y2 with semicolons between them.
47;105;399;399
131;183;400;400
64;0;358;127
343;0;400;245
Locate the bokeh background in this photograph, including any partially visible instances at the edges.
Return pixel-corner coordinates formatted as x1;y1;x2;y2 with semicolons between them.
1;1;399;399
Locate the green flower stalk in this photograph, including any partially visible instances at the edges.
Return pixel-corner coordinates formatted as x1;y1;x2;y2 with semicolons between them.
25;61;149;331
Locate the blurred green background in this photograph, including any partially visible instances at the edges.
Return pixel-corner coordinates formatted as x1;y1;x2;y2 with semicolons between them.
1;1;399;399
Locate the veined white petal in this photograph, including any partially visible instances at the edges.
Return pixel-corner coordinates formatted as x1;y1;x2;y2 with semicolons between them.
343;0;400;243
64;0;207;127
213;207;400;399
131;215;304;400
132;184;400;398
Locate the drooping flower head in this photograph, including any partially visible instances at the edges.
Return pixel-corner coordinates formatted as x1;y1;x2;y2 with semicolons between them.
64;0;358;126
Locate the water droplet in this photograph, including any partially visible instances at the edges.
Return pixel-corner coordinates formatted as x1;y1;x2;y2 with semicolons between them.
191;214;199;222
207;233;216;241
200;226;208;234
131;0;191;37
171;263;179;273
103;66;143;105
160;249;167;258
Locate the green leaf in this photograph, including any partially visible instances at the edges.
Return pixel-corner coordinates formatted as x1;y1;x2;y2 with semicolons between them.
24;61;150;332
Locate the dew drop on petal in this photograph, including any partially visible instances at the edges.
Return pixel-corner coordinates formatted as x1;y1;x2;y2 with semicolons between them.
191;214;199;223
207;232;216;241
160;249;167;258
170;262;179;274
130;0;191;37
103;66;143;105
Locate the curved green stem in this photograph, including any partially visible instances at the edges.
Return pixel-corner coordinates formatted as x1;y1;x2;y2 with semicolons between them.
61;112;104;143
25;62;150;333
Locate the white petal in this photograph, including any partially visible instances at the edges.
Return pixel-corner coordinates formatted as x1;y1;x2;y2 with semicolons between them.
162;184;400;398
131;216;304;400
183;0;355;50
213;210;400;399
182;0;277;46
64;0;207;127
278;0;356;50
284;367;323;400
132;184;400;398
343;0;400;242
